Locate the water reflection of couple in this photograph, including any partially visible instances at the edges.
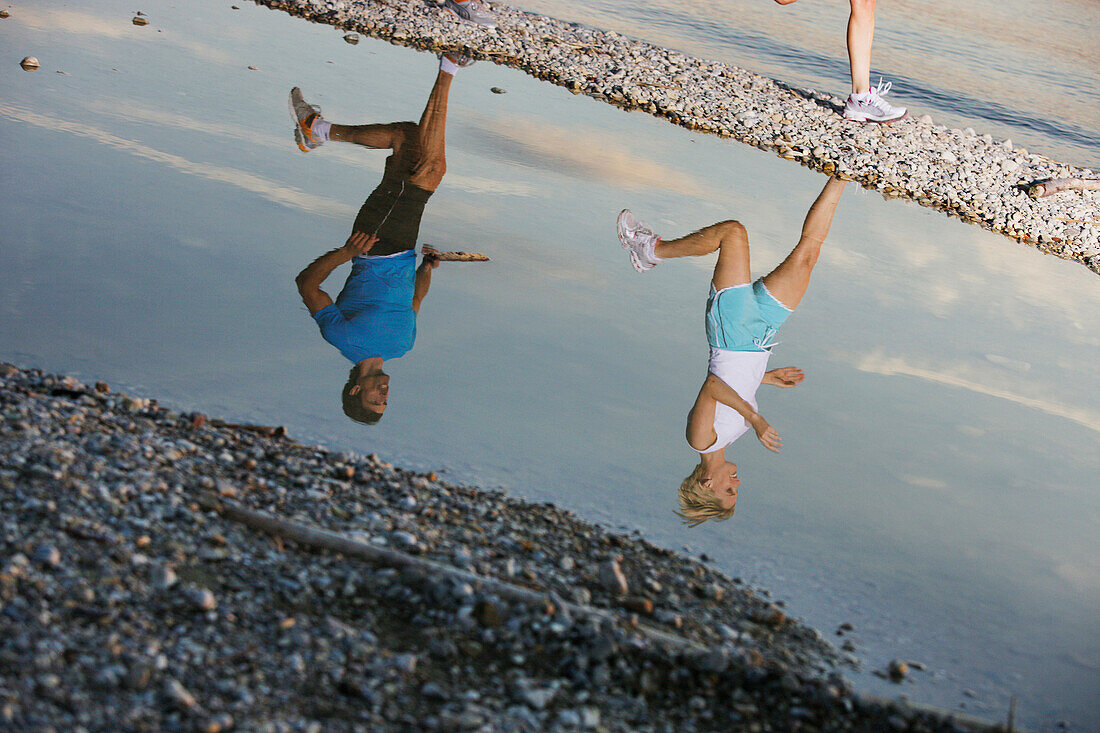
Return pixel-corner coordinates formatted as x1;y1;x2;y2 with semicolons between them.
617;177;846;526
292;55;472;424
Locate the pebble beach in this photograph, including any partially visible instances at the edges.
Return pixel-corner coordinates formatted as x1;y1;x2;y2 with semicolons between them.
0;363;1016;732
250;0;1100;274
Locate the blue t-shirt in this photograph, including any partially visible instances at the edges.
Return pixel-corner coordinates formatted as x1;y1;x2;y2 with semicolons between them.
312;250;417;362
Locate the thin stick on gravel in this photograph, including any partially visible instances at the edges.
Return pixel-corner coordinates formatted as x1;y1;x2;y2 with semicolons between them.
195;493;704;652
1028;177;1100;198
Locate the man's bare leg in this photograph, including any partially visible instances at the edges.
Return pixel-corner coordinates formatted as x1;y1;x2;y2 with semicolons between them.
655;221;752;290
325;66;452;189
328;121;411;151
406;68;453;193
760;177;846;310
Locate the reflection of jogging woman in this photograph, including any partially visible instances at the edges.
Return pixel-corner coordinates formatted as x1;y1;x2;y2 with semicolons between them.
775;0;907;123
617;177;846;526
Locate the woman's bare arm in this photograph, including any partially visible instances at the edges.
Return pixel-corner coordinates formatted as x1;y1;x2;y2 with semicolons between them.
703;373;783;452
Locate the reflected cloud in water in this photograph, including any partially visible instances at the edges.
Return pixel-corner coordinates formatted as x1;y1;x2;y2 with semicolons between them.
0;103;355;219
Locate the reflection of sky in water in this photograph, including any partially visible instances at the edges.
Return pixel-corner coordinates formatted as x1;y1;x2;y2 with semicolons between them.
2;1;1098;728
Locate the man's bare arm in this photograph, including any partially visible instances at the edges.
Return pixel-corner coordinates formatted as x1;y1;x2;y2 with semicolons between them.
295;232;378;316
412;252;440;313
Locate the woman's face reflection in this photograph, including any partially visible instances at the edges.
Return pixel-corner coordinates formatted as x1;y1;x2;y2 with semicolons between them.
704;461;740;510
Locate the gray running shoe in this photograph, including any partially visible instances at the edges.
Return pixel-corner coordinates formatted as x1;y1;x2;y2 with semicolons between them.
442;0;497;28
617;209;662;273
288;87;323;152
843;78;907;123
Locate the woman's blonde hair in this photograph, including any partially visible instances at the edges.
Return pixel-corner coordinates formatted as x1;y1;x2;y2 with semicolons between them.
675;462;736;528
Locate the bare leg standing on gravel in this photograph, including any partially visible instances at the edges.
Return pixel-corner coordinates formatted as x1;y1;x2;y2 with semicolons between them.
774;0;906;123
616;177;847;526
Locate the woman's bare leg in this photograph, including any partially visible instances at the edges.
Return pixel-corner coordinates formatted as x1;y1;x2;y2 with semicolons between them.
655;220;751;290
847;0;876;94
761;177;846;309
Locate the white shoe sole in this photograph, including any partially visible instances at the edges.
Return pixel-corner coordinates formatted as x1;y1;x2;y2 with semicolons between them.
843;109;908;124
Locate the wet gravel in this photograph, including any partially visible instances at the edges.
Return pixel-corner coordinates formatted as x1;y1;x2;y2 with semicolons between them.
1;363;1005;731
250;0;1100;275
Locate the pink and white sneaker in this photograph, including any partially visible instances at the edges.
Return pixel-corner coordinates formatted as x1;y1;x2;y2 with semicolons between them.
843;78;907;123
617;209;662;273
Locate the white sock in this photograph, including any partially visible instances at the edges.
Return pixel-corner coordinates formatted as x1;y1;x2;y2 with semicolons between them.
311;118;332;142
851;90;871;100
439;55;460;76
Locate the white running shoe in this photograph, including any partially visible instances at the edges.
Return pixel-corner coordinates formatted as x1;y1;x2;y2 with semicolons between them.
843;78;907;123
288;87;323;152
617;209;662;273
442;0;497;28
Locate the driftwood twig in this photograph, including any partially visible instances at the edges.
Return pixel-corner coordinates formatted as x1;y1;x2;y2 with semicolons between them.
194;494;700;651
1028;178;1100;199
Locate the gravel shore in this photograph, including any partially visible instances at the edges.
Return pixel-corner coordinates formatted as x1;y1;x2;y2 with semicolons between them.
0;362;1015;731
252;0;1100;274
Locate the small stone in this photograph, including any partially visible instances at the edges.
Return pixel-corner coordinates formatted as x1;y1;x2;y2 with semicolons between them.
201;713;234;733
343;33;359;44
33;545;61;566
421;682;446;699
20;56;39;71
918;114;933;124
474;599;502;628
557;709;582;727
520;685;556;710
186;587;217;611
247;66;258;71
132;16;148;26
165;678;197;710
152;564;178;590
0;10;10;18
491;87;506;94
598;557;629;596
888;659;909;681
392;653;418;673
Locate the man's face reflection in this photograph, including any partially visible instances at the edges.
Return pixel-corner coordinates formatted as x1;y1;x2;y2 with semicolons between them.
350;371;390;415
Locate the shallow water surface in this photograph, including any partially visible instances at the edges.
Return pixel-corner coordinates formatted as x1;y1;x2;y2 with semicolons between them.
1;1;1098;730
519;0;1100;168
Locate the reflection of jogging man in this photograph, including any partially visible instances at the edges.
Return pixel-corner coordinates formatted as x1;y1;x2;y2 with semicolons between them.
292;55;469;424
616;176;846;526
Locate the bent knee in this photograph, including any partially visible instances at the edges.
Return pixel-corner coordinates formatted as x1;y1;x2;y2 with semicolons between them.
849;0;875;14
409;160;446;190
716;220;748;245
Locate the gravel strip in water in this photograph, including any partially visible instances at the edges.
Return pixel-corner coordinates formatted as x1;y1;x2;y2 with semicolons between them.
0;362;1010;731
253;0;1100;275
